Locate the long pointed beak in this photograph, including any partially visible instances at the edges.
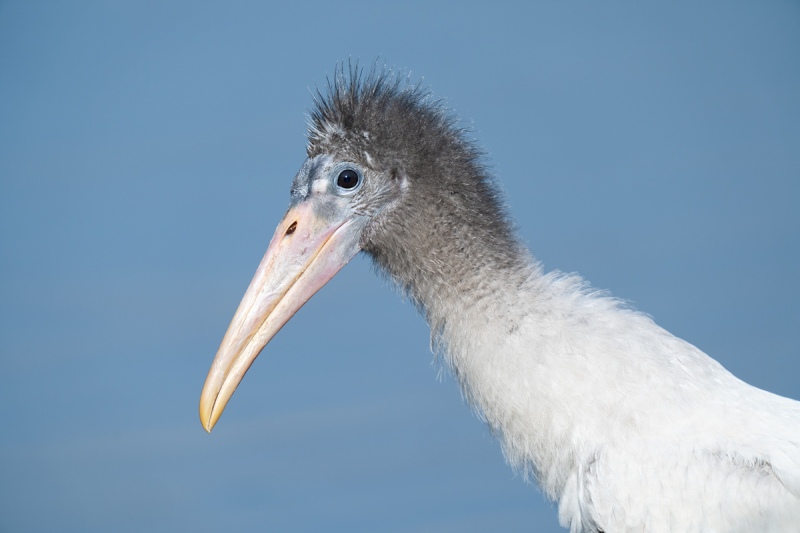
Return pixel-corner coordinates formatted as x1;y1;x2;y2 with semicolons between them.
199;201;364;432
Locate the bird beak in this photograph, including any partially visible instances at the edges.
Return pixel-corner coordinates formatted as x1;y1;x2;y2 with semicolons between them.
199;200;364;432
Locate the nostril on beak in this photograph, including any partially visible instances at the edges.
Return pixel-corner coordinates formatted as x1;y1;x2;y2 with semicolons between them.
285;221;297;235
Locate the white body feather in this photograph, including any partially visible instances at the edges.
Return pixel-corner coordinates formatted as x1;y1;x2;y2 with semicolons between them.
432;260;800;532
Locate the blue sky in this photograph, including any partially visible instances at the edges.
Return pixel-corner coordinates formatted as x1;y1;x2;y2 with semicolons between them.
1;1;798;532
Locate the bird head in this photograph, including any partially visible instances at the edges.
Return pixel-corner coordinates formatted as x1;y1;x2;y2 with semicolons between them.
199;67;511;432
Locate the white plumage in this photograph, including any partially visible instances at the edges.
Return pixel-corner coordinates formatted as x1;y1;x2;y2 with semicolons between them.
436;264;800;531
200;68;800;532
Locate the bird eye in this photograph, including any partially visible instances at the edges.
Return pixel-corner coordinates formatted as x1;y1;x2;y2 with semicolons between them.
336;169;360;190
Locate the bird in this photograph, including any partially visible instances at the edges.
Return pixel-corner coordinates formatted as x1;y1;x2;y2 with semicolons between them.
199;66;800;532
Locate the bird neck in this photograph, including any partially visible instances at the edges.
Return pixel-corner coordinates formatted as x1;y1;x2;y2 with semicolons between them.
366;182;574;473
366;186;635;500
366;177;533;348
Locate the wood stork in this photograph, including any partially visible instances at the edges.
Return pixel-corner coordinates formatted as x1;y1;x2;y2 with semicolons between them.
199;67;800;532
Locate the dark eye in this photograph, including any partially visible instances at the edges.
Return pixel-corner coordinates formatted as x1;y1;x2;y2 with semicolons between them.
336;169;359;190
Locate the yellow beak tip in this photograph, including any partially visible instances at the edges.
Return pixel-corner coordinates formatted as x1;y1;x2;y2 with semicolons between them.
199;403;217;433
